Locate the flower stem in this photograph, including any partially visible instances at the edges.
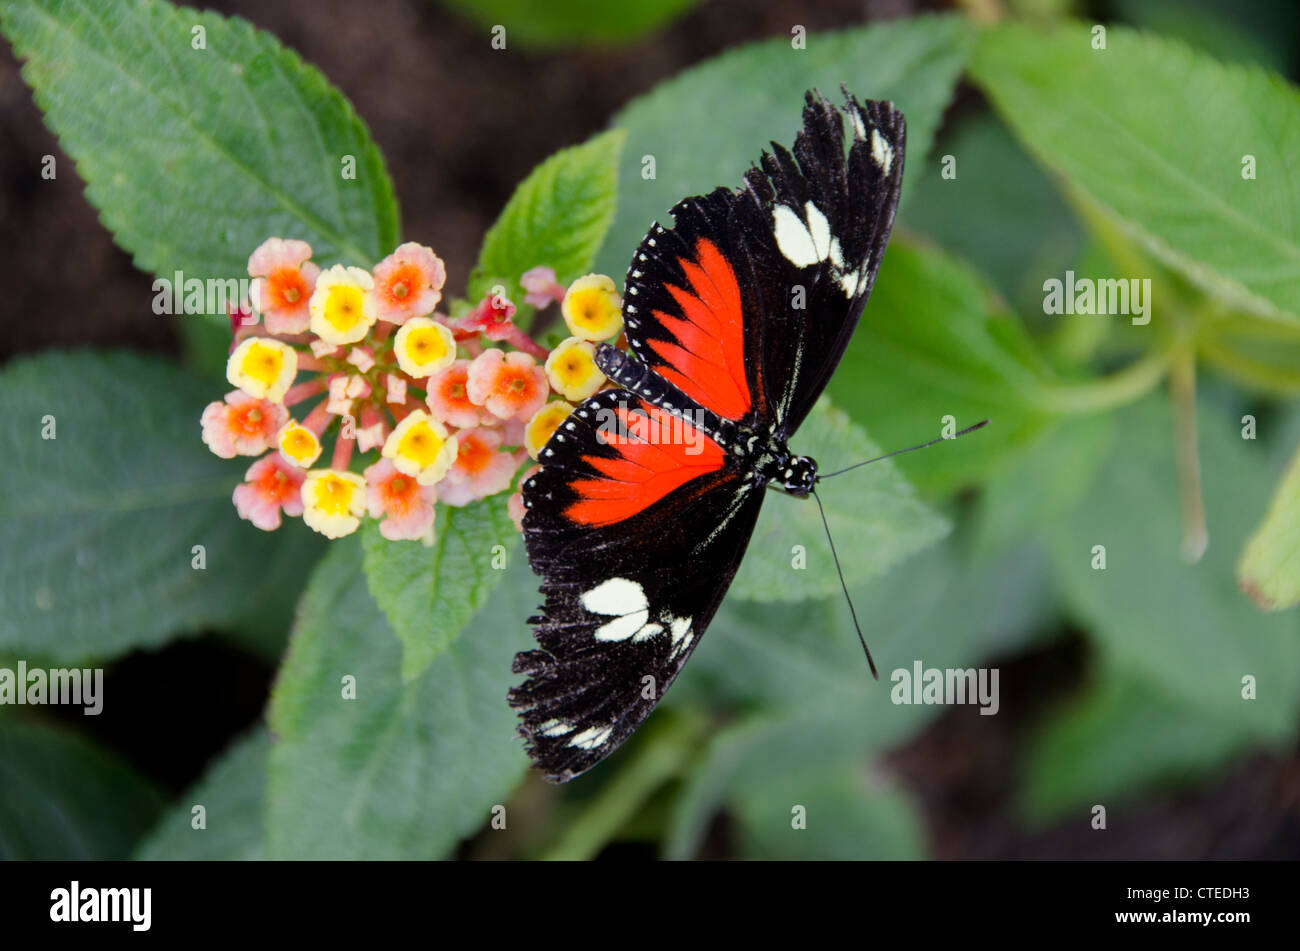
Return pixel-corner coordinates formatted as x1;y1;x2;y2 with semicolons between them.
536;710;707;861
1036;348;1171;414
1169;344;1208;562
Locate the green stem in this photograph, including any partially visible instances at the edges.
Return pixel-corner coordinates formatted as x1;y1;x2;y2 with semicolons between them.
1198;335;1300;395
1169;345;1208;563
1204;311;1300;341
1036;348;1170;414
537;711;706;861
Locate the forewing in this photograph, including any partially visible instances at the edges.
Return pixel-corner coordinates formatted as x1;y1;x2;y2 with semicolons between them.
622;90;905;437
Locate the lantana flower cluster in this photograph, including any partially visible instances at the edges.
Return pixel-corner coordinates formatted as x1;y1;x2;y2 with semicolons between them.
201;237;624;543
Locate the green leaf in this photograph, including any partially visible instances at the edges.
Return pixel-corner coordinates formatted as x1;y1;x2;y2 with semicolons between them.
732;766;925;860
0;718;163;860
664;712;926;860
135;728;268;860
1;0;400;375
1113;0;1297;74
266;537;533;859
730;398;948;602
683;535;1055;716
597;14;973;277
973;412;1116;557
361;497;518;681
1021;668;1258;822
437;0;699;48
904;110;1084;320
1238;440;1300;611
971;20;1300;323
1048;396;1300;738
826;239;1058;495
468;129;625;328
666;535;1056;858
0;350;324;661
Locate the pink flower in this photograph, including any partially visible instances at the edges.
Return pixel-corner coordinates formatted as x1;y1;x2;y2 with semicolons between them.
347;346;375;373
520;266;566;309
386;373;407;404
372;242;446;325
233;453;305;530
500;415;527;447
455;290;517;341
466;348;548;422
508;464;540;531
426;359;494;428
365;458;437;541
201;390;288;458
452;290;549;359
248;238;320;335
438;426;519;506
228;300;257;337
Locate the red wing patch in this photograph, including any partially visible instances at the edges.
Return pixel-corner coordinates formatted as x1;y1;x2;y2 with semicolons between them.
646;238;752;422
564;403;726;527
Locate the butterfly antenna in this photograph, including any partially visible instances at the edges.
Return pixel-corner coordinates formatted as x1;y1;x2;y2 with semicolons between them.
820;419;990;480
812;487;877;680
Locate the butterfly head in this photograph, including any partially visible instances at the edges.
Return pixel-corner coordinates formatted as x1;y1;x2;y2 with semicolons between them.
779;454;819;498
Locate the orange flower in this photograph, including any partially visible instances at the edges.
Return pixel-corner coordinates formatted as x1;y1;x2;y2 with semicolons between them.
233;453;305;530
426;359;493;428
201;391;288;458
372;242;446;325
465;348;548;422
438;426;519;507
248;238;320;334
365;458;437;541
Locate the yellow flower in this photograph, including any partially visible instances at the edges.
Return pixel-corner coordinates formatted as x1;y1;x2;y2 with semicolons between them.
382;409;458;485
277;422;322;468
393;316;456;378
561;273;623;341
524;400;575;460
226;337;298;402
309;265;377;345
544;337;606;402
301;469;366;538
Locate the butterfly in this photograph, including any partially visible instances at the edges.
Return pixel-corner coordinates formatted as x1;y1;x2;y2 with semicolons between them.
509;88;905;782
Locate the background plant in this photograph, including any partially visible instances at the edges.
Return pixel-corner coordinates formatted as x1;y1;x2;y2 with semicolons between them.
1;0;1297;859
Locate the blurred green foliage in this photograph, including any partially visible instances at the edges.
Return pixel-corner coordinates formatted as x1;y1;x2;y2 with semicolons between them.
1;0;1298;860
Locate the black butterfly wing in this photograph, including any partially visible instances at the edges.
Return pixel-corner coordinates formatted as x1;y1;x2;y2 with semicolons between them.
511;389;764;781
622;89;905;437
511;89;905;782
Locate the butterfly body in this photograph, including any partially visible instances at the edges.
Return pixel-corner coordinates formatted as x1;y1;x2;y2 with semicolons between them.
595;340;818;496
511;89;905;781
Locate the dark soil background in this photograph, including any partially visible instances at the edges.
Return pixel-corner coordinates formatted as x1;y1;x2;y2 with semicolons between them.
3;0;1298;859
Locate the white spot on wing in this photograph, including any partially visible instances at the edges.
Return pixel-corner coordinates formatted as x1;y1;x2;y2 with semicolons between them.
595;610;650;642
772;205;820;268
850;109;867;140
581;577;647;616
838;268;861;296
804;202;831;258
569;725;613;749
669;616;692;644
829;236;845;269
632;622;663;642
871;128;894;175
